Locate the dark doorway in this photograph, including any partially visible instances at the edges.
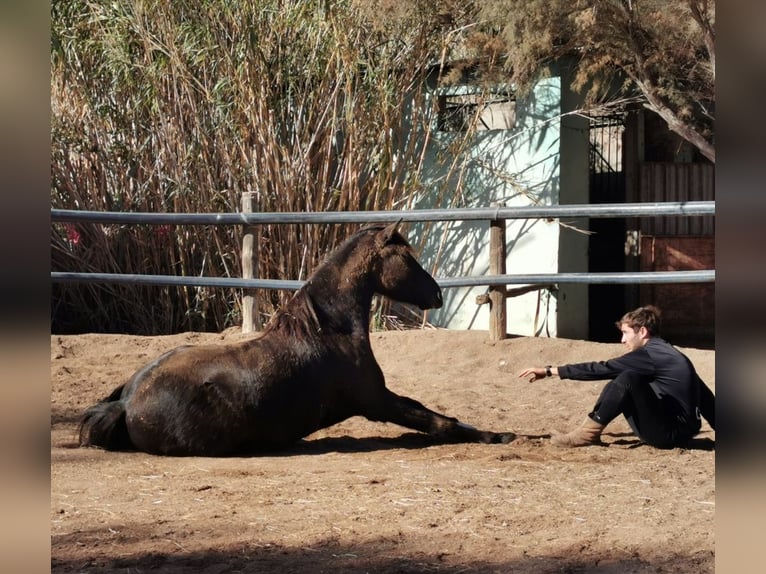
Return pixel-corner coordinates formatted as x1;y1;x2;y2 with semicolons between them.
588;115;626;342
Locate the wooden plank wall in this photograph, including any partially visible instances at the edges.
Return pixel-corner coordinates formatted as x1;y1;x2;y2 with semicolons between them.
639;235;715;347
639;162;715;236
637;162;715;347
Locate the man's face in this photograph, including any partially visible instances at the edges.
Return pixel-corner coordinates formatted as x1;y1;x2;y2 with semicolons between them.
620;323;647;352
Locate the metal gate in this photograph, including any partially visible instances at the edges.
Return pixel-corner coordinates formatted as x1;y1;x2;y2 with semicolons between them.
588;114;627;342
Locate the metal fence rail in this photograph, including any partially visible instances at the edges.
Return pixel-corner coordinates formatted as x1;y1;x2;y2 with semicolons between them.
52;201;716;338
51;201;714;226
51;270;715;290
51;201;716;292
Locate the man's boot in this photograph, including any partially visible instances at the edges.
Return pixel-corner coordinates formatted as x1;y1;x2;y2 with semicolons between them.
551;416;605;447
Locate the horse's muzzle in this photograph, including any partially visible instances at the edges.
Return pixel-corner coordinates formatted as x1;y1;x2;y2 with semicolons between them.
423;288;443;310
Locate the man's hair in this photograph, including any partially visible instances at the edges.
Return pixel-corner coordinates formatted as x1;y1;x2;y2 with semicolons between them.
616;305;661;336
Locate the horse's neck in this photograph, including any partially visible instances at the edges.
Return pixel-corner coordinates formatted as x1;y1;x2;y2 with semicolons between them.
302;267;373;335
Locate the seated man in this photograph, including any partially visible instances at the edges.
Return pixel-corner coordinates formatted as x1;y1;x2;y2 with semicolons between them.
518;305;715;448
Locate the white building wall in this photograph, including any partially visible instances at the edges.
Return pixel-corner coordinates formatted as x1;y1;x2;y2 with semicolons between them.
412;76;568;336
556;71;591;341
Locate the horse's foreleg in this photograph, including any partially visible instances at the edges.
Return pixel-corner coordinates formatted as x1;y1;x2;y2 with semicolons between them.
367;390;515;444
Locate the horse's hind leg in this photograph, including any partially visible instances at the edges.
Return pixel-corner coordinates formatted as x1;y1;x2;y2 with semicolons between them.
368;389;515;444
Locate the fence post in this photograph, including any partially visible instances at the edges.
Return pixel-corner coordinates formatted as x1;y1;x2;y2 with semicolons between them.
241;192;260;334
489;206;507;341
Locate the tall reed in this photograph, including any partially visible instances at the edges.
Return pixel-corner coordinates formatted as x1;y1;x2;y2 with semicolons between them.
51;0;490;334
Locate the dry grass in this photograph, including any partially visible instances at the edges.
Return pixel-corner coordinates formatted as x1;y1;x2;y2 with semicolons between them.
50;0;496;334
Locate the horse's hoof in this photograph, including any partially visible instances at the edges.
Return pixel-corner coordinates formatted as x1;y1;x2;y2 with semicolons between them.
493;432;516;444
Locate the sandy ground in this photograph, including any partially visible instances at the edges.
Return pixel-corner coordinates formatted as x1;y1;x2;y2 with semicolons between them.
51;328;715;573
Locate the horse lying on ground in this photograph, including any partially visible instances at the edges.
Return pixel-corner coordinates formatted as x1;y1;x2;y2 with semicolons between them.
79;222;516;456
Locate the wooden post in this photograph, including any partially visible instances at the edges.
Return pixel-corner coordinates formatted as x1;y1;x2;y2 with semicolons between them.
489;207;507;341
241;192;260;334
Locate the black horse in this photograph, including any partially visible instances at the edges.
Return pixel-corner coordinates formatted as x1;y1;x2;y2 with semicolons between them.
79;222;516;455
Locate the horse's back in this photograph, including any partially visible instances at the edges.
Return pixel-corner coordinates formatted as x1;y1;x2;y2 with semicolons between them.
121;343;254;455
122;338;332;455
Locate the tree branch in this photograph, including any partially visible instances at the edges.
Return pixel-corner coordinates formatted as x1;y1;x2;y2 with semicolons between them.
634;76;715;163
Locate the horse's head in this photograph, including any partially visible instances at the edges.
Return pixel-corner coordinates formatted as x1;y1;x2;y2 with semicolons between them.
371;221;443;310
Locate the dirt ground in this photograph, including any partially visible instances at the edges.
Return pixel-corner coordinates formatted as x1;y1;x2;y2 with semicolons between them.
50;328;715;573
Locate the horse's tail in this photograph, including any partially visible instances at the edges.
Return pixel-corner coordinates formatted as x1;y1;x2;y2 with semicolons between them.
78;384;133;451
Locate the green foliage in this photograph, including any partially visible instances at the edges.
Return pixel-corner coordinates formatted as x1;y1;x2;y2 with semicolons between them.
475;0;715;161
51;0;473;334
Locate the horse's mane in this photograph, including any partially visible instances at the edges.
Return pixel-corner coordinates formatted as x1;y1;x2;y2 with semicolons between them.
259;290;321;339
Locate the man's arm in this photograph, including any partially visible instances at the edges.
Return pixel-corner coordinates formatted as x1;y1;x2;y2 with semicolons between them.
558;347;655;381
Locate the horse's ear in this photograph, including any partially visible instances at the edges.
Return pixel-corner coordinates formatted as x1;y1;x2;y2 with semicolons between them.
380;219;403;245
